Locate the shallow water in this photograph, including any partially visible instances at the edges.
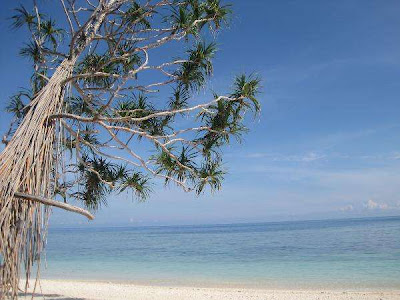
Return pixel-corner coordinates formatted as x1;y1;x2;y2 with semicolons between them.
42;216;400;289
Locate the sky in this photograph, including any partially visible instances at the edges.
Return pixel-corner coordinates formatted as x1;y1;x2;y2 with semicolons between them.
1;0;400;226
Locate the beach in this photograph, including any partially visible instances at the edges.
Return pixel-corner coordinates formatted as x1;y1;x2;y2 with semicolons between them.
20;280;400;300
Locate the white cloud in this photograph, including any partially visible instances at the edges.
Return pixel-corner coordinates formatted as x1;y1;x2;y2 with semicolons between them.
245;150;400;163
339;204;354;212
364;199;378;209
246;153;271;159
379;203;389;210
246;151;326;162
301;152;326;162
392;153;400;160
364;199;389;210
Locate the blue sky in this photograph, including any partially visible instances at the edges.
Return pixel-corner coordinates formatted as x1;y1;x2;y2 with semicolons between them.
1;0;400;226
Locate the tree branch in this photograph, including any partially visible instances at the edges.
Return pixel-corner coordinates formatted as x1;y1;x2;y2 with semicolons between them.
14;192;95;220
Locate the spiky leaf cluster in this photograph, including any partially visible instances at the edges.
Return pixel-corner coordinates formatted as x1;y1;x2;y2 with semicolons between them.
5;0;261;211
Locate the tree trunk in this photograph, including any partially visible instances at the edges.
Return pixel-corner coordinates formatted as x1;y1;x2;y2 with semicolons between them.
0;1;119;298
0;58;75;300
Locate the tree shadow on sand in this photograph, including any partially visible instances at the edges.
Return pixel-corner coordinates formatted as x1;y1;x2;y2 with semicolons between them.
18;292;87;300
45;298;87;300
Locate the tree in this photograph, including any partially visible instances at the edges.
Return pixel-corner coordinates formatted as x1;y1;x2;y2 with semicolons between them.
0;1;260;299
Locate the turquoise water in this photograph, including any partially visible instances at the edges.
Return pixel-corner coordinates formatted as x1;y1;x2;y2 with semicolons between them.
42;216;400;289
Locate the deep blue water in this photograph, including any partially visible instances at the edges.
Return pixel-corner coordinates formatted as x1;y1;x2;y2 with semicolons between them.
42;216;400;289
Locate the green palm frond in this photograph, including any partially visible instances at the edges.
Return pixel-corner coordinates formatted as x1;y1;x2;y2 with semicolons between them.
194;158;225;194
78;53;120;87
19;41;44;64
11;5;36;29
40;19;65;49
168;87;190;110
204;0;232;29
6;91;32;119
119;172;152;201
176;41;217;91
231;74;262;113
123;2;151;29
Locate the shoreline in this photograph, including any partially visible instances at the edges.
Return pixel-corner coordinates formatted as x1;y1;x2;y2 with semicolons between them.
20;279;400;300
37;276;400;291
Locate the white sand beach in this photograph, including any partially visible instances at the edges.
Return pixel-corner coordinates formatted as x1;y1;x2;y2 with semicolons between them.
19;280;400;300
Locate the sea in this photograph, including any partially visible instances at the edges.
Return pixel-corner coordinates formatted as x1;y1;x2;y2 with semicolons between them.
41;216;400;289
